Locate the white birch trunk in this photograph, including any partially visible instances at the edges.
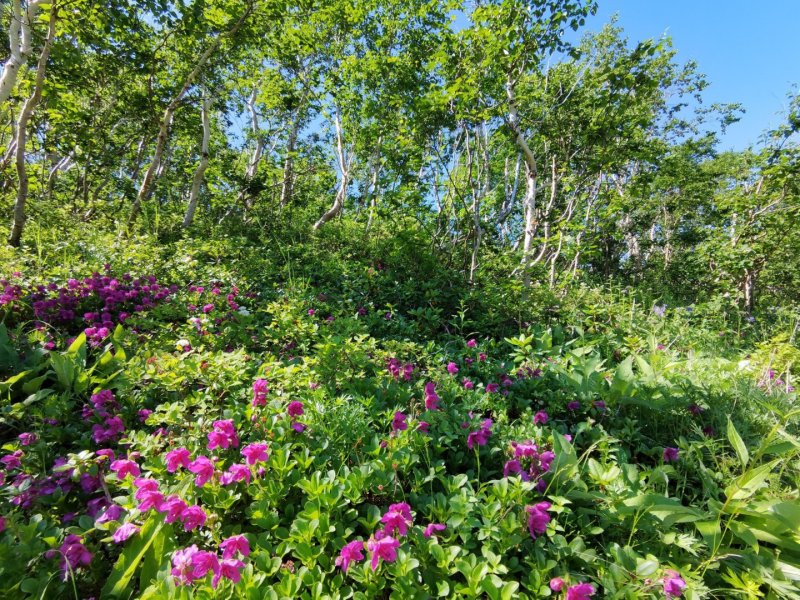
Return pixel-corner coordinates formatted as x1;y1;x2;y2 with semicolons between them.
0;0;45;105
183;96;212;227
313;106;351;230
8;1;55;247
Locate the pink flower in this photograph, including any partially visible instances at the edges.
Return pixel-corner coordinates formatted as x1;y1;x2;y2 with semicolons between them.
567;400;580;411
566;582;595;599
112;523;140;544
550;577;565;592
335;540;365;572
462;378;474;390
202;303;215;313
180;505;207;531
220;464;251;486
478;352;487;361
287;401;304;418
663;570;687;598
392;411;408;433
192;550;220;580
220;535;250;559
133;477;159;496
165;447;191;472
533;411;549;425
138;490;165;512
367;531;400;570
467;419;492;450
417;421;430;433
55;535;92;580
172;545;200;585
423;523;446;538
486;383;499;393
467;339;477;348
241;443;269;465
159;495;188;524
0;516;5;532
291;421;307;433
252;378;268;407
207;419;239;450
663;447;679;463
110;459;140;479
424;382;441;411
18;432;36;446
96;504;124;524
446;362;459;375
525;501;552;539
381;502;413;537
188;456;215;487
213;558;244;588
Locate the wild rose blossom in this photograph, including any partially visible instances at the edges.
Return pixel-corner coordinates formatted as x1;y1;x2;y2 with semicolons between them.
220;464;251;485
424;382;440;411
566;582;596;599
663;447;679;463
534;411;549;425
467;419;493;450
112;523;140;544
52;535;92;581
110;459;140;479
172;545;200;585
188;456;215;487
180;505;207;531
165;447;192;472
252;379;268;407
213;558;245;588
159;495;188;523
335;540;365;572
525;502;552;538
446;362;459;375
207;420;239;450
423;523;446;538
241;443;269;465
287;401;304;418
467;338;477;348
220;535;250;559
550;577;565;591
18;432;36;446
391;411;408;433
367;531;400;570
381;502;413;537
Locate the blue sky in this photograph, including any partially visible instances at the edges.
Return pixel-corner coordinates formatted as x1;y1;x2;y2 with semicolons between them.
584;1;799;150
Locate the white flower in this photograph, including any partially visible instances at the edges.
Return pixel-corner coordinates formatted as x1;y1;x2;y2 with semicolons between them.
238;306;251;316
175;339;190;350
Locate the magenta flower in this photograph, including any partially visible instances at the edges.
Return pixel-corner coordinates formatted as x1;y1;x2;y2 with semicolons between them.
663;570;687;598
54;535;92;580
550;577;565;592
307;308;316;316
467;419;492;450
486;383;499;393
525;501;552;539
220;535;250;559
467;339;477;348
567;400;580;411
110;459;140;479
180;505;207;531
424;382;441;411
287;401;304;418
423;523;446;538
417;421;430;433
191;550;220;580
188;456;215;487
566;582;595;599
534;411;549;425
446;362;459;375
663;447;679;463
159;495;188;524
335;540;365;572
392;411;408;433
220;464;251;486
165;447;191;472
213;558;245;588
291;422;307;433
207;419;239;450
96;504;124;524
241;443;269;465
381;502;413;537
0;516;5;532
479;352;487;361
252;378;268;407
172;545;200;585
462;378;474;390
503;459;523;478
138;490;165;512
202;303;215;313
112;523;140;544
18;432;36;446
367;531;400;570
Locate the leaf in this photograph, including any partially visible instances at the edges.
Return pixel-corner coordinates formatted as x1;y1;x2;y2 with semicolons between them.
101;516;163;599
727;418;749;467
724;461;777;501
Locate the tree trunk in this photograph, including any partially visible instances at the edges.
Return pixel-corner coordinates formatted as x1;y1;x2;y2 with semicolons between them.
127;1;253;229
0;0;45;105
183;95;212;228
8;1;56;247
313;106;350;230
279;109;301;207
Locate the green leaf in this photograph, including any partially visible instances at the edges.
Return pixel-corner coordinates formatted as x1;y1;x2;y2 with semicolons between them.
101;516;163;599
727;418;749;467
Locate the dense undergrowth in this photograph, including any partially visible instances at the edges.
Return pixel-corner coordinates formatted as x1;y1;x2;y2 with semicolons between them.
1;229;799;599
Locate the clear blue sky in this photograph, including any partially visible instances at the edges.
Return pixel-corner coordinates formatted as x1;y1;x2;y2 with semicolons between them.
585;1;799;150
